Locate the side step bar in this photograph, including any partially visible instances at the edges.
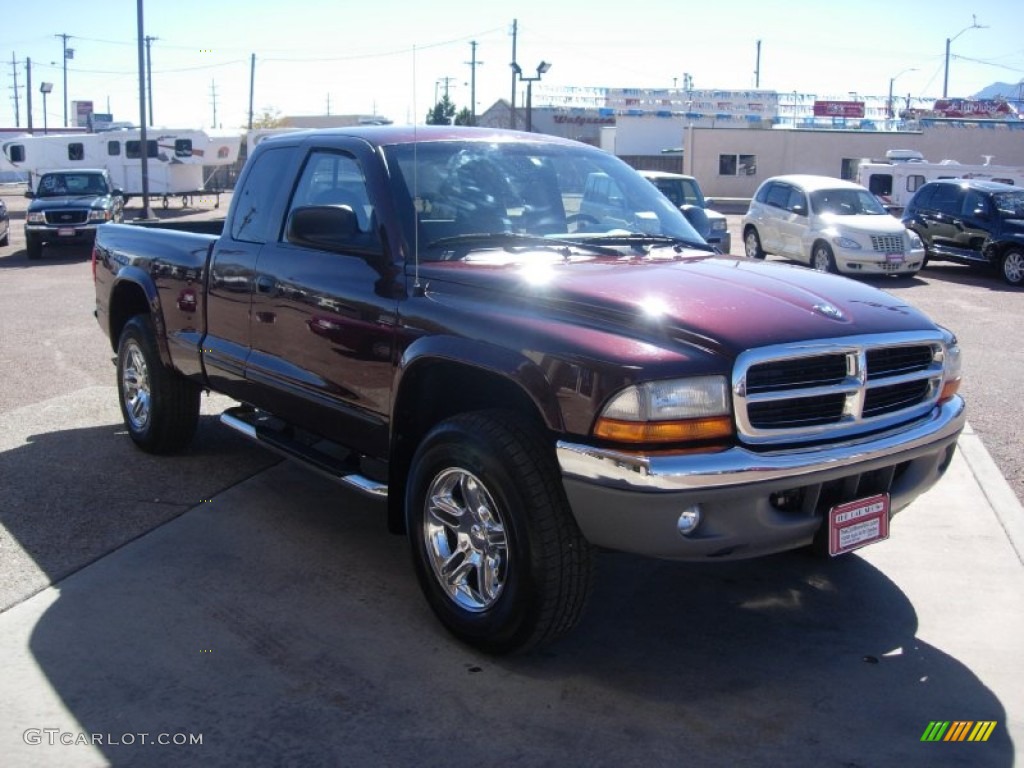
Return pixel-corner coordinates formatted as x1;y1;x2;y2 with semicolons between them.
220;407;388;499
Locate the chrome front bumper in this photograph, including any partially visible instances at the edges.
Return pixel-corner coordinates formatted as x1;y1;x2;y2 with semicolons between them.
556;396;965;560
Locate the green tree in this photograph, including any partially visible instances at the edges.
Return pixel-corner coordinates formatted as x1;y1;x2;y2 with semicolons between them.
426;94;456;125
454;107;474;126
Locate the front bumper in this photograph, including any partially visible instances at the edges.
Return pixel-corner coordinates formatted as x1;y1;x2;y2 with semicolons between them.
25;223;101;245
556;396;965;560
835;246;925;275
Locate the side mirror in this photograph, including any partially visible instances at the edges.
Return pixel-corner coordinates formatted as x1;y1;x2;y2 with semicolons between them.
704;197;717;210
791;204;807;216
23;190;34;199
971;207;990;220
680;204;711;239
285;205;381;257
112;188;125;198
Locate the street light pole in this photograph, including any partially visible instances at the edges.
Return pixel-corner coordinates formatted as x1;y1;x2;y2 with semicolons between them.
888;67;918;124
514;61;551;133
943;17;986;98
39;82;53;134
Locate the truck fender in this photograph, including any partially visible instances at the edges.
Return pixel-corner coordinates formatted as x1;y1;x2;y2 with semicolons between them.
395;334;564;432
108;266;174;370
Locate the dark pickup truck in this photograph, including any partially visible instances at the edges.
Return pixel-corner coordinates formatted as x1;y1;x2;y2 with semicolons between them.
93;126;966;653
26;168;124;260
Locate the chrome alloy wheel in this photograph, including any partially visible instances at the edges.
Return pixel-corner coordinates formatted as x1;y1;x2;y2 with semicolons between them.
121;339;152;431
422;467;509;612
1003;251;1024;285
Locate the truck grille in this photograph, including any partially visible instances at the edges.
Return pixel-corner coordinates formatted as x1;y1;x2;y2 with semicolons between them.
870;234;904;253
45;209;88;225
733;332;947;445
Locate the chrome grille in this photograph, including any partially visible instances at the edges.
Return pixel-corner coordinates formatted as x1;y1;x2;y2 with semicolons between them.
44;209;88;225
870;234;904;253
733;332;946;445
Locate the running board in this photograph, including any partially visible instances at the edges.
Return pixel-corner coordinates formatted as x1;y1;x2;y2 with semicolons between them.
220;407;388;499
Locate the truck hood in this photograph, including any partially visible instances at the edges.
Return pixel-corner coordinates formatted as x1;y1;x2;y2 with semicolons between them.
28;194;111;211
417;251;937;355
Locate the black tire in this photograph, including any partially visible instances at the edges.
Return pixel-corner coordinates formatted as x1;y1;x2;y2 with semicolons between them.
116;315;201;454
25;235;42;260
743;227;765;259
0;229;8;247
812;241;838;274
405;410;594;654
1000;249;1024;287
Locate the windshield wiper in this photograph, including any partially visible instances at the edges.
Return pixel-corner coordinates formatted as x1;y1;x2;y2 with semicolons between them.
427;231;620;256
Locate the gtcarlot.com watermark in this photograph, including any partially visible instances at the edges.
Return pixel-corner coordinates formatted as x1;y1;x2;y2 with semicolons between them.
24;729;202;747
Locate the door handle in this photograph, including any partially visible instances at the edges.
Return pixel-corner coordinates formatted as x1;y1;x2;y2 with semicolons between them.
255;275;277;294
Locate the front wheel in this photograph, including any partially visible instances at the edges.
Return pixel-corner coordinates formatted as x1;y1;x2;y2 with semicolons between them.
812;242;838;273
743;227;765;259
1000;249;1024;287
117;315;201;453
405;410;594;654
25;235;42;260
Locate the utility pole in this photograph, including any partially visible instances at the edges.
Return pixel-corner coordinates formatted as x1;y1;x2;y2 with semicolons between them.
25;57;33;133
144;35;157;126
247;53;255;130
509;18;518;129
466;40;483;125
135;0;155;220
9;52;20;127
210;80;218;128
55;33;72;127
754;40;761;88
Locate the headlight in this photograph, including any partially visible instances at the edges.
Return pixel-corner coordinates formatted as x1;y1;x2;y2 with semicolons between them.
938;334;962;404
907;230;923;248
88;210;110;222
710;219;727;232
831;236;861;250
26;212;45;224
594;375;733;444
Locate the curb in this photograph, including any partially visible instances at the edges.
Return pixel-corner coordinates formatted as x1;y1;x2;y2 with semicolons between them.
958;420;1024;566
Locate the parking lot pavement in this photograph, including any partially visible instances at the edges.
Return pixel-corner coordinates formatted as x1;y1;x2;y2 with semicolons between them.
0;413;1021;766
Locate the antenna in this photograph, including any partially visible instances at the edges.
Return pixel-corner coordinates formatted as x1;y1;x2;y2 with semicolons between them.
412;45;422;295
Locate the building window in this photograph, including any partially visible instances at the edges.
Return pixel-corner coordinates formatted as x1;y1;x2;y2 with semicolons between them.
68;143;85;161
719;153;756;176
107;141;121;156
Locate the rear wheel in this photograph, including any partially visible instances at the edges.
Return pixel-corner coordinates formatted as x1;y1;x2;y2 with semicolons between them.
812;242;837;273
406;410;594;654
1000;249;1024;287
116;315;201;453
743;227;765;259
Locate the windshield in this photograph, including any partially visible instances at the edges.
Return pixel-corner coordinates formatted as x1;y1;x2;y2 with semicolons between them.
993;190;1024;217
810;188;887;216
382;140;705;261
36;173;109;197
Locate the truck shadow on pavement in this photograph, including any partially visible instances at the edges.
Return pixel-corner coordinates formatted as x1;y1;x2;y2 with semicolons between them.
14;458;1013;767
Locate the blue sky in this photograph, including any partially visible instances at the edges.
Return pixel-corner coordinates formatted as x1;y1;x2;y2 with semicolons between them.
3;0;1022;131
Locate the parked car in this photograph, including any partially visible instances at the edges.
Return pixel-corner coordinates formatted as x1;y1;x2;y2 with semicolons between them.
901;178;1024;287
0;197;9;247
637;170;731;253
24;169;124;260
742;175;925;277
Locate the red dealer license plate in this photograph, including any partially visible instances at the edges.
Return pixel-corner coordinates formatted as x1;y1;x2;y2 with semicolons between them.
828;493;890;556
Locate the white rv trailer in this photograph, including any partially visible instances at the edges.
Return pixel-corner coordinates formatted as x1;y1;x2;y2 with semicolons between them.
0;128;241;207
857;149;1024;214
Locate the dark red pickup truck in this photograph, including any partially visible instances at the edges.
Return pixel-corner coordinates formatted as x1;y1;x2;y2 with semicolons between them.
93;126;965;653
